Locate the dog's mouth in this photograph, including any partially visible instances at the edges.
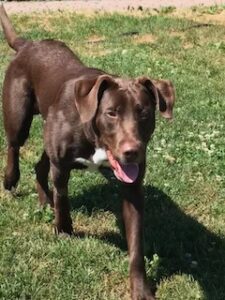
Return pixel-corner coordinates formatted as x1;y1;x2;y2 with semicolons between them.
106;150;139;183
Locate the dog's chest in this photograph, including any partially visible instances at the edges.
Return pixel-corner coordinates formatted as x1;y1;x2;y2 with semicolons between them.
74;148;110;171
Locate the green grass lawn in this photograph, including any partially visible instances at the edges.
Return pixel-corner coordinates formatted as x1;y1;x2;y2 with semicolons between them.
0;7;225;300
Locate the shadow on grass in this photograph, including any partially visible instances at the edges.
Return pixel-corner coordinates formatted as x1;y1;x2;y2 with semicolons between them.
70;183;225;300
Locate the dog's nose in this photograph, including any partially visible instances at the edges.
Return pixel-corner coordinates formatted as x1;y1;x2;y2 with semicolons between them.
121;142;140;162
124;149;138;161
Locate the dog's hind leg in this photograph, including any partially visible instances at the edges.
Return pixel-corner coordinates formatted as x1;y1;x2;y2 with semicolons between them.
35;151;53;207
3;73;34;191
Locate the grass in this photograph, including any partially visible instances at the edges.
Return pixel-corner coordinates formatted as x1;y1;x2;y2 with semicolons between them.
0;7;225;300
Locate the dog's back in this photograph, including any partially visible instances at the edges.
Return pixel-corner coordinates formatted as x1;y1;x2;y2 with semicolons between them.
0;4;86;118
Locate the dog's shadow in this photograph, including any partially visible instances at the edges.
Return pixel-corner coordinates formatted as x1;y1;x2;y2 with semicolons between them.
70;182;225;299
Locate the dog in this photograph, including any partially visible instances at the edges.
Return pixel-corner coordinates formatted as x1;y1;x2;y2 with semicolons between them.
0;5;175;300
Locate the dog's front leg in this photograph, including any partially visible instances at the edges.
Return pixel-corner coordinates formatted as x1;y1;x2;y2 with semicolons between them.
50;163;73;235
123;182;155;300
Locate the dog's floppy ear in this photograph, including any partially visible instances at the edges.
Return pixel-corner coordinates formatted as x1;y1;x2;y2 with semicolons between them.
138;77;175;119
74;75;116;123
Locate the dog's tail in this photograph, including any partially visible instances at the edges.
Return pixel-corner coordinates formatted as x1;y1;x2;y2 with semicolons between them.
0;4;27;51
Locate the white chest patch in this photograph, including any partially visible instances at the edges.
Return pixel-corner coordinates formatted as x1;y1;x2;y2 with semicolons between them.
74;148;110;172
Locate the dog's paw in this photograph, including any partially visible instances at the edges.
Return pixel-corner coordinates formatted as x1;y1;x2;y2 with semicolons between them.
53;221;73;236
54;229;73;239
4;170;20;191
132;282;156;300
4;176;19;191
133;292;155;300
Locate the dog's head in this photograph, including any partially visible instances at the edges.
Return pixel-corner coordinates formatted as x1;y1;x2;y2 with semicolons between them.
74;74;175;183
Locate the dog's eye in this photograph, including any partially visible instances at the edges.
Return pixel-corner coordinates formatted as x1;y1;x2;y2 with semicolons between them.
106;110;117;118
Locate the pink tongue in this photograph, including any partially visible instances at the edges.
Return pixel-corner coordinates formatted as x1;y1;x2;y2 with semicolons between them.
106;150;139;183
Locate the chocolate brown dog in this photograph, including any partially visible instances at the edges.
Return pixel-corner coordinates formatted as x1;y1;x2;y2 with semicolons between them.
0;5;175;300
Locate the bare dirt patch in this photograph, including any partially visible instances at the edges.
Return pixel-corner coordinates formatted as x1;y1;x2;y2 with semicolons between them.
169;31;185;38
192;10;225;25
133;33;156;44
171;8;225;25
